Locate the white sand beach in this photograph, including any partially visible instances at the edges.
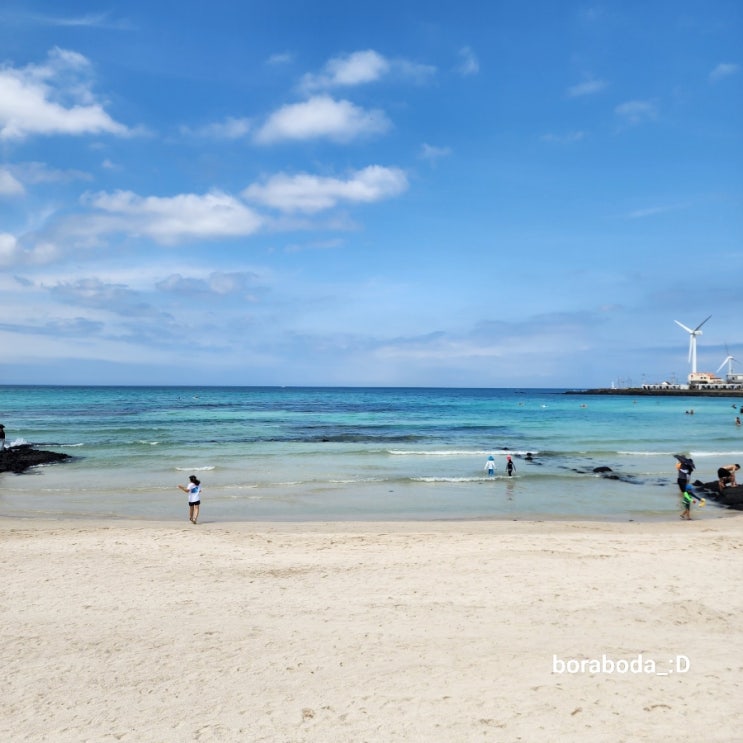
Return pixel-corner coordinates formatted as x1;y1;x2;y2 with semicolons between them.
2;516;742;742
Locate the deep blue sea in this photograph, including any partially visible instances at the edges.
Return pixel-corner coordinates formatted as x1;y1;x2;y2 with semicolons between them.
1;386;742;522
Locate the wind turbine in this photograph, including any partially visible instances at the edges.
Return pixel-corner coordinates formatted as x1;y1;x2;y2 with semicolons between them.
717;345;737;378
675;316;711;374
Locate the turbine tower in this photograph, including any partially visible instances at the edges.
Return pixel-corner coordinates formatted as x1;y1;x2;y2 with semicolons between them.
675;316;711;375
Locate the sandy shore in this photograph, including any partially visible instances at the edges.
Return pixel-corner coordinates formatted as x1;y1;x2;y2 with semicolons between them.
2;517;742;742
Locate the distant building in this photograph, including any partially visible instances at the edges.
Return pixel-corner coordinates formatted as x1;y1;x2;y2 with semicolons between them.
687;371;743;390
640;370;743;392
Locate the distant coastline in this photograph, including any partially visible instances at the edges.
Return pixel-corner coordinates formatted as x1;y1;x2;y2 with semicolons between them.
566;387;743;398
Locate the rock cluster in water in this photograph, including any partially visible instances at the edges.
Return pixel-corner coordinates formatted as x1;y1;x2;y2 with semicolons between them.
692;480;743;511
0;444;71;474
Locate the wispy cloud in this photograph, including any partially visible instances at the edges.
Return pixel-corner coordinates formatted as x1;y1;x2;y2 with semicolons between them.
156;271;261;297
540;131;586;144
0;168;24;196
419;143;452;162
709;62;740;82
266;52;294;66
254;95;390;144
1;10;132;30
8;161;93;184
457;47;479;76
567;77;608;97
243;166;408;213
615;99;658;125
625;203;688;220
48;277;148;313
0;47;131;140
180;116;251;140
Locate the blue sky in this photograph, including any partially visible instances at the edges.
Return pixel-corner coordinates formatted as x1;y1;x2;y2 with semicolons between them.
0;0;741;387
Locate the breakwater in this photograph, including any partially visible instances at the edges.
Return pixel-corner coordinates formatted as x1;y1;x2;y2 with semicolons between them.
566;388;743;398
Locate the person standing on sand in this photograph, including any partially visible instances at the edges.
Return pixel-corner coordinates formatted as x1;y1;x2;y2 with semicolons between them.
484;455;496;477
680;484;703;520
178;475;202;524
505;455;515;477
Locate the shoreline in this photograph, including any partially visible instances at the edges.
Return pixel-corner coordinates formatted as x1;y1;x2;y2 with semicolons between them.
3;511;741;529
2;512;742;537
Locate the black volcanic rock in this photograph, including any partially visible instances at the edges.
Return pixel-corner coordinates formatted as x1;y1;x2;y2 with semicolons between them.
0;444;71;474
692;480;743;511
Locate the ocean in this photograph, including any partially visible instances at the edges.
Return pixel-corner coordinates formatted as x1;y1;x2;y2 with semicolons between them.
1;386;742;522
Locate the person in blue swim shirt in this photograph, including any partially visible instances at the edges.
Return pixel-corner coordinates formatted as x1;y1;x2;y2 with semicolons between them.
680;484;703;520
178;475;202;524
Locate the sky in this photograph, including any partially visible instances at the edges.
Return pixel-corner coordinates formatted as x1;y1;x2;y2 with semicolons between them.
0;0;741;388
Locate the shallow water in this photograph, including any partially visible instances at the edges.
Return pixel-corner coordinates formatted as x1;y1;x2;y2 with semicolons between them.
1;386;741;521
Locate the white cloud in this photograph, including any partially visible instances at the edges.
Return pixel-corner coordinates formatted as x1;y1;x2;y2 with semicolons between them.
300;50;435;92
567;78;608;97
0;168;24;195
301;50;390;91
615;99;658;125
181;116;251;139
243;166;408;213
709;63;740;82
254;95;390;144
0;233;62;267
84;190;263;244
0;47;130;140
457;47;479;76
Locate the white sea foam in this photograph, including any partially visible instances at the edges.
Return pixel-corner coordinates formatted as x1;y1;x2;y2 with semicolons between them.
687;451;743;458
411;476;489;483
388;449;536;457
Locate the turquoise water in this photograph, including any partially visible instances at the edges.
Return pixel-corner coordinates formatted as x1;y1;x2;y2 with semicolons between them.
1;386;742;522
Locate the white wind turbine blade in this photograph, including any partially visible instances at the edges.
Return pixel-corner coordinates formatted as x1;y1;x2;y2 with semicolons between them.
675;320;694;334
717;356;732;374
